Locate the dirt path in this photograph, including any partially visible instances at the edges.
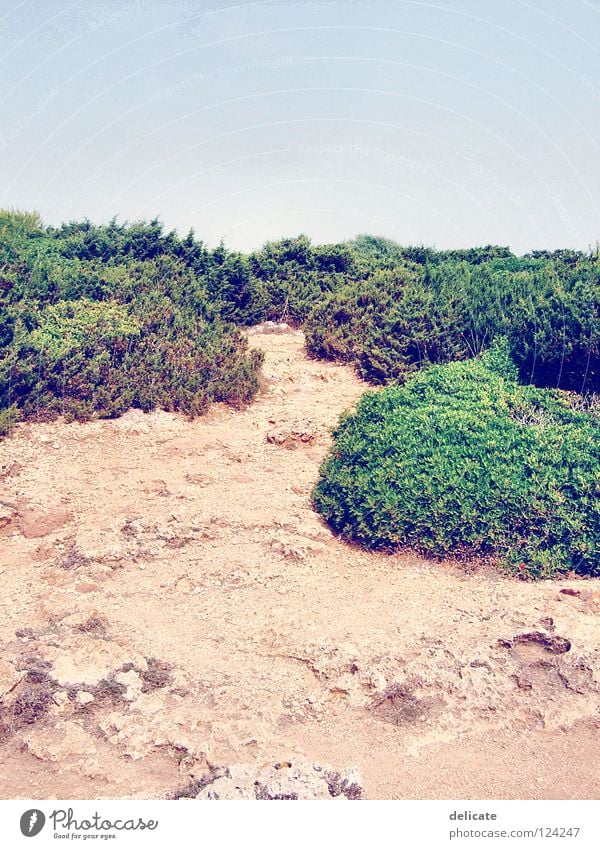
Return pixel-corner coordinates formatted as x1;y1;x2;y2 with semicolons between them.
0;329;599;800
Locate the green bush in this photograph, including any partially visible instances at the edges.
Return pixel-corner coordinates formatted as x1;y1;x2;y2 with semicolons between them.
305;266;466;383
246;235;356;325
305;253;600;393
0;212;264;430
313;344;600;578
1;297;263;426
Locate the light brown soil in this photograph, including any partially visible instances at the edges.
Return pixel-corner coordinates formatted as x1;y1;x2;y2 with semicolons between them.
0;329;598;800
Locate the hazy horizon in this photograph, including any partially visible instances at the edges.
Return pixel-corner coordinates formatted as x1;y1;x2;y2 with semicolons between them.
2;0;600;254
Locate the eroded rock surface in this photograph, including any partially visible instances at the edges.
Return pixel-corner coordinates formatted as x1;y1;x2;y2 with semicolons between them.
193;761;362;800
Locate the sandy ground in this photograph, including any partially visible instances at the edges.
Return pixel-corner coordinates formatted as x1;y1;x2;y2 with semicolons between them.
0;329;598;800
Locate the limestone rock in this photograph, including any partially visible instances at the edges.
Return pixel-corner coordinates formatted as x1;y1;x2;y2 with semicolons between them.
195;760;363;800
0;659;24;698
96;690;209;760
114;670;144;702
39;635;146;688
249;321;292;335
24;722;98;763
266;420;318;448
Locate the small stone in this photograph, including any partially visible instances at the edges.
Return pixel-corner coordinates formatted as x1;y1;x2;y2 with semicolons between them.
266;430;288;445
76;691;95;706
55;690;70;706
114;670;144;702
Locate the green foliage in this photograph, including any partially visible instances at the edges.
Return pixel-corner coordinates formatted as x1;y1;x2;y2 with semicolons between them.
305;266;467;383
313;349;600;578
27;299;141;358
0;211;263;428
246;235;357;324
0;403;19;437
305;248;600;393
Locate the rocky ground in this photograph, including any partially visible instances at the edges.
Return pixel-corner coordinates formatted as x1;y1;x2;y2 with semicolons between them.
0;328;598;800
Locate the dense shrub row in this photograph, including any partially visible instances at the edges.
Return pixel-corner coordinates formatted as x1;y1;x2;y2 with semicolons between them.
305;246;600;393
0;211;262;435
3;212;597;399
313;344;600;578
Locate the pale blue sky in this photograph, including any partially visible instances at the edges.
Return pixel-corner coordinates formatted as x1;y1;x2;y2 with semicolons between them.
1;0;600;252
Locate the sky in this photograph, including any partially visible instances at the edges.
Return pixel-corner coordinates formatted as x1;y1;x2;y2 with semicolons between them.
1;0;600;253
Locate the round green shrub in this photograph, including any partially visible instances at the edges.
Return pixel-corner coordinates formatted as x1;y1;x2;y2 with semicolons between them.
313;345;600;579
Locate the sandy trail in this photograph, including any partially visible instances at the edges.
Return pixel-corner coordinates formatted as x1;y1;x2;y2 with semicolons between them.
0;329;598;800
